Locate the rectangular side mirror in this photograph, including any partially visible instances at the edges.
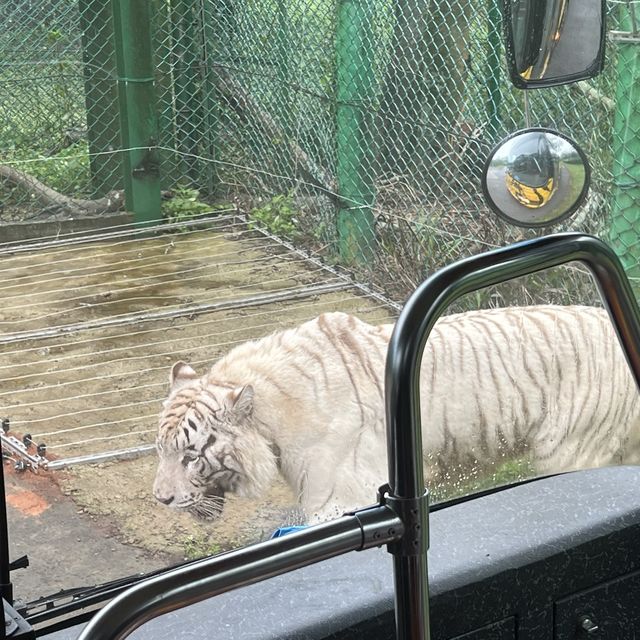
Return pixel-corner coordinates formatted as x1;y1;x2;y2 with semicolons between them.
504;0;606;89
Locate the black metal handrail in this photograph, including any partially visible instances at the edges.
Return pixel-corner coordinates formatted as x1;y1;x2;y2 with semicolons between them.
77;232;640;640
385;232;640;639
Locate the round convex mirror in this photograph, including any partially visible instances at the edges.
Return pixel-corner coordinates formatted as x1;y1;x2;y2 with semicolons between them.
481;128;590;228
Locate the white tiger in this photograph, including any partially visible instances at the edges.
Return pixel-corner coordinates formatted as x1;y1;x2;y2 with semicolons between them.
152;306;640;524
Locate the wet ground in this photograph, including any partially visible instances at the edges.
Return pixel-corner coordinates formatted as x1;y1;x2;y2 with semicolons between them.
0;215;396;603
5;460;298;603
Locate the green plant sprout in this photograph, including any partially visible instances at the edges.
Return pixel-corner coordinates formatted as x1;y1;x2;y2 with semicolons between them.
249;193;299;238
162;186;214;225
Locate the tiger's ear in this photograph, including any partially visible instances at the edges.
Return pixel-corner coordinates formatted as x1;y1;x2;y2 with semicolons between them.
228;385;254;418
170;361;199;390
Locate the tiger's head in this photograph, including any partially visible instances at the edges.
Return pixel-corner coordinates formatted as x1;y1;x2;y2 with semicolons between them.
152;361;278;521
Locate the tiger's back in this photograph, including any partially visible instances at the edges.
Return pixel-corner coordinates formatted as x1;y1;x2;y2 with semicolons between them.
420;305;640;483
208;312;394;517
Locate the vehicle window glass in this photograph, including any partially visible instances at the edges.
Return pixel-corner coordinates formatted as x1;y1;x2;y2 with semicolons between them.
5;260;636;612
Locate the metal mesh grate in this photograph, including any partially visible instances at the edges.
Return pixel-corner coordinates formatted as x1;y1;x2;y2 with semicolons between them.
0;215;397;463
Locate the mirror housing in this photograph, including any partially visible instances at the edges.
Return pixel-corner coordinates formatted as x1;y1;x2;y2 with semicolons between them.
504;0;606;89
481;128;591;228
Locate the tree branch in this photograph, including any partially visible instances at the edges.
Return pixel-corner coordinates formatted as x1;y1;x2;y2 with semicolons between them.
215;67;336;199
0;164;124;216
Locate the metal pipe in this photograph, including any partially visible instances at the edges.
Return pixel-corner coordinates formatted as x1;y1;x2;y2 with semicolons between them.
0;213;239;256
77;506;402;640
46;445;155;470
384;232;640;640
0;439;12;603
1;282;351;345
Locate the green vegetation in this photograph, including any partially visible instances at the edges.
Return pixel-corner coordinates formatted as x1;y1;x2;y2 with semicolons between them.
161;186;213;225
0;0;627;302
182;533;222;561
0;20;92;207
249;193;299;237
22;143;91;194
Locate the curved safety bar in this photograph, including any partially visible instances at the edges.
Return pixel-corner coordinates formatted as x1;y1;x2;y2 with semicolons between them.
76;506;403;640
385;232;640;640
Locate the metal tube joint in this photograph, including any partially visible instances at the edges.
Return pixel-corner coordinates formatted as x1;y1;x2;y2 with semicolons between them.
351;502;406;550
348;485;428;555
379;484;429;556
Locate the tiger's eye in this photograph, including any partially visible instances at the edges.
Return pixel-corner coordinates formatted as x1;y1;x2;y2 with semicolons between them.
182;453;198;466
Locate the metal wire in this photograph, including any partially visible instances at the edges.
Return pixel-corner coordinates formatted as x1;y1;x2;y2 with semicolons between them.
0;213;397;460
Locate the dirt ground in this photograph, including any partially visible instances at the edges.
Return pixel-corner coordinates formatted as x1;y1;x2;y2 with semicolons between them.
4;462;172;603
59;457;301;555
4;457;300;603
0;218;397;603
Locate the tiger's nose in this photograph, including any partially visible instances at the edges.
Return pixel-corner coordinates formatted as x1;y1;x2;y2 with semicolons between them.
154;489;175;505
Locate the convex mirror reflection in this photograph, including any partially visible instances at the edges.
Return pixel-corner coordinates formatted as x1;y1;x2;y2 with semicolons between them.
481;129;590;228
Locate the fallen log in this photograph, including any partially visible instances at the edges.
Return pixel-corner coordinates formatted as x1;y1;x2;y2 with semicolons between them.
0;164;124;216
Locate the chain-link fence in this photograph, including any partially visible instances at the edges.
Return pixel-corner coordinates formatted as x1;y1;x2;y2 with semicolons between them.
1;0;639;304
0;2;91;217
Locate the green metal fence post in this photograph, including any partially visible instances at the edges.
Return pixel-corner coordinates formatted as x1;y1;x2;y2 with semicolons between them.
111;0;162;223
609;4;640;282
79;0;122;197
335;0;377;265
